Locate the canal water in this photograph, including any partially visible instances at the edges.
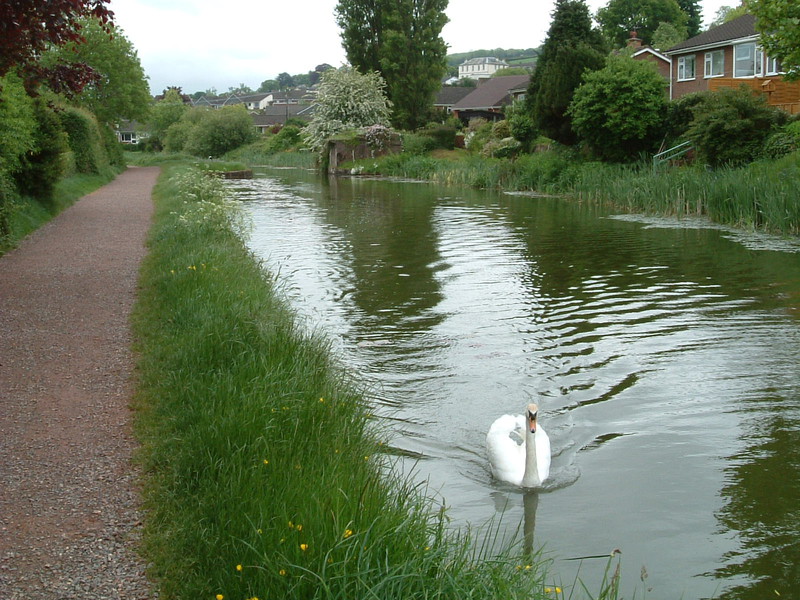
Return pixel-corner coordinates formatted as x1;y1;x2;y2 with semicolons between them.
231;168;800;599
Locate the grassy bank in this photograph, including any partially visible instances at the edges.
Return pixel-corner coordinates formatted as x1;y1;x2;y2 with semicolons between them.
132;164;577;600
354;149;800;235
0;167;120;256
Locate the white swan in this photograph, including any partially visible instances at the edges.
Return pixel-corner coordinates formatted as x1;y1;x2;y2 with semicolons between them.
486;403;551;488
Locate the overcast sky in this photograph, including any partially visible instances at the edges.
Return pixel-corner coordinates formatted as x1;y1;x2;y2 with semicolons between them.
108;0;735;95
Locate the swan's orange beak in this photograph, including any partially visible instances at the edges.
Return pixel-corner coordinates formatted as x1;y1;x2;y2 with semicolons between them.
527;411;538;433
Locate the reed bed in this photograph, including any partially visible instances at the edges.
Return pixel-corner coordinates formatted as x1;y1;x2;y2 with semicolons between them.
358;150;800;235
132;164;574;600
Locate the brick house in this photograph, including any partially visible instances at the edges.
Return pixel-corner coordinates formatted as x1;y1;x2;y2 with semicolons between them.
664;14;800;113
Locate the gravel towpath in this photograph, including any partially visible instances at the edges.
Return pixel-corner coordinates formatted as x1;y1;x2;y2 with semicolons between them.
0;167;160;599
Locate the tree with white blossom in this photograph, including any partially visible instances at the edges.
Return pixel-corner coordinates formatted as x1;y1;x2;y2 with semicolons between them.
303;67;392;153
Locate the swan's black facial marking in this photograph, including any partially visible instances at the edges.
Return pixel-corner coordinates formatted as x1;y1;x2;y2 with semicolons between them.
527;410;538;433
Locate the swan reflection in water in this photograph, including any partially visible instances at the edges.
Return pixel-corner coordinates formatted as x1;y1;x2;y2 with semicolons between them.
490;489;541;557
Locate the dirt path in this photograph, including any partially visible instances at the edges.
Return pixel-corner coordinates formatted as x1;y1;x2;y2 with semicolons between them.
0;167;159;599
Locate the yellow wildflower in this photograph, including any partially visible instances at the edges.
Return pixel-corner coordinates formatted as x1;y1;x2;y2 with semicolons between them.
279;569;287;576
296;524;303;531
300;543;308;551
263;459;269;465
236;564;242;572
216;595;224;600
319;397;325;403
343;529;353;538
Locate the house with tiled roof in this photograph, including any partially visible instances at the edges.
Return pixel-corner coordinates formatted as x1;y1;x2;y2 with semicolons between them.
457;57;510;81
664;14;800;113
451;75;529;123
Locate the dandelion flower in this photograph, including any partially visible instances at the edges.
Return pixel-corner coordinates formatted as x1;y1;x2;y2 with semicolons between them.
300;543;308;551
216;595;224;600
279;569;287;576
236;564;242;572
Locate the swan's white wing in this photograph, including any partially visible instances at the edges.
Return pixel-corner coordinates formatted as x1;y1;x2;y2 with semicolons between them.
535;425;552;483
486;414;525;485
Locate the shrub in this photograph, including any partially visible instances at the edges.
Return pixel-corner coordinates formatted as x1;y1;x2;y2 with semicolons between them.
568;55;668;162
184;106;257;158
417;123;457;150
164;120;195;153
13;98;68;204
402;132;437;155
58;106;109;174
686;86;786;167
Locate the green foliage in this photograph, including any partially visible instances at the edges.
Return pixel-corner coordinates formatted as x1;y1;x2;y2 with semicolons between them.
147;93;189;150
652;21;687;50
749;0;800;80
597;0;688;48
0;74;36;175
569;55;669;162
526;0;606;146
164;120;194;153
708;4;749;28
491;67;531;77
58;105;109;174
336;0;448;130
662;91;706;144
183;106;257;158
685;86;786;167
506;99;537;151
13;98;68;203
417;123;457;150
45;18;151;124
530;43;607;145
401;132;437;155
676;0;701;37
303;68;392;153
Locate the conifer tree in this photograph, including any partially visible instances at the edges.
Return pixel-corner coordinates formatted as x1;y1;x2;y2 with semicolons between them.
524;0;606;146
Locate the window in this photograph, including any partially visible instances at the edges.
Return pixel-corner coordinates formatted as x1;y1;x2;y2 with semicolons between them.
704;50;724;77
678;55;696;81
735;42;764;77
767;56;783;75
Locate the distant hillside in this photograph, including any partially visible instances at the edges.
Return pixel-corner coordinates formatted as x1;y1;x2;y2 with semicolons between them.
446;48;541;67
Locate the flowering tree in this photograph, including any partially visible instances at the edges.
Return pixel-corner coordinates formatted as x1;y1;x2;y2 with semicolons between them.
0;0;113;95
303;67;392;152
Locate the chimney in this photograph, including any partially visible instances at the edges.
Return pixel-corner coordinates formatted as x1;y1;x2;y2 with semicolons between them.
627;30;642;49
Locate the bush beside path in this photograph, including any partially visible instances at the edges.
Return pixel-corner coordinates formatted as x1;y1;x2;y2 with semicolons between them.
0;167;159;599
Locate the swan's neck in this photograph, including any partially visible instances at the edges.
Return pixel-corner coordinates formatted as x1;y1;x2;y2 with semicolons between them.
520;429;541;488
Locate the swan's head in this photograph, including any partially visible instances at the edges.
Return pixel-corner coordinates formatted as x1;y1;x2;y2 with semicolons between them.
526;403;539;433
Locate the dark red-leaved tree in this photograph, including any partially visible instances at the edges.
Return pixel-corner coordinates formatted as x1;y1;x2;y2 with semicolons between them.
0;0;114;95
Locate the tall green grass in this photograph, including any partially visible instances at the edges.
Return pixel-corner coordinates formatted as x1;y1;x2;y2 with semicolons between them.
356;150;800;235
133;164;575;600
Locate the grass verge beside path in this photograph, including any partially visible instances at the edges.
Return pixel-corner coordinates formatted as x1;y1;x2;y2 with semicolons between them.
132;163;577;600
0;167;120;256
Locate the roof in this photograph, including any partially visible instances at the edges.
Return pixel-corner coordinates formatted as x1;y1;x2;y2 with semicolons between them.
665;13;756;54
452;75;530;111
434;86;473;106
459;56;509;67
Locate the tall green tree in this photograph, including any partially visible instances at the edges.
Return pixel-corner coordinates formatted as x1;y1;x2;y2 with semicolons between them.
45;18;151;124
335;0;448;130
677;0;702;37
749;0;800;80
597;0;688;47
524;0;606;146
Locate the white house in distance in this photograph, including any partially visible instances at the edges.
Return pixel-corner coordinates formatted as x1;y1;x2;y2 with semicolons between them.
458;57;510;80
